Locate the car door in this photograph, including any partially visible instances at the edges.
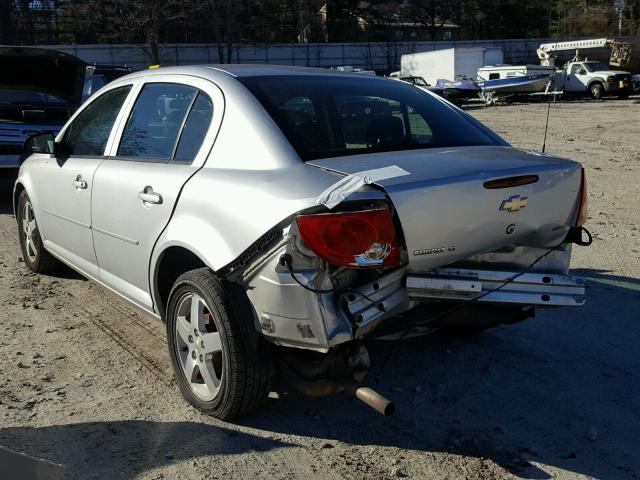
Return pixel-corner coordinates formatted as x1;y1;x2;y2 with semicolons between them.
91;76;221;310
566;63;588;92
37;85;133;278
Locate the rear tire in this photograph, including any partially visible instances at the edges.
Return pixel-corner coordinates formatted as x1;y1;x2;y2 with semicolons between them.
590;83;604;100
166;268;272;420
17;191;58;273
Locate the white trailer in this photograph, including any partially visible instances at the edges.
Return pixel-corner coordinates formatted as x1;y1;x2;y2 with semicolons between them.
400;48;503;87
477;65;556;81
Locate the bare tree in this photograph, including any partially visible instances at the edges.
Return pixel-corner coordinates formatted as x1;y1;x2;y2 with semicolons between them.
122;0;199;65
408;0;457;41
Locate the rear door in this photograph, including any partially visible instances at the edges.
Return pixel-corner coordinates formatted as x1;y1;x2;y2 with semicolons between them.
91;75;222;310
37;85;133;277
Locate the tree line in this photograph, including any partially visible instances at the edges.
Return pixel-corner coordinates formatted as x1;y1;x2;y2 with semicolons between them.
1;0;638;64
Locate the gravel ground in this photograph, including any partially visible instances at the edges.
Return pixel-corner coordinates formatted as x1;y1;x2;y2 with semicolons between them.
0;97;639;480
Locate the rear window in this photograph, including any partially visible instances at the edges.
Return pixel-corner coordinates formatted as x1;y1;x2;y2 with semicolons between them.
240;75;502;161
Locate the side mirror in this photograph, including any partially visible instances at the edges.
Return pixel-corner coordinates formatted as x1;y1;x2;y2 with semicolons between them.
23;132;55;155
579;69;587;75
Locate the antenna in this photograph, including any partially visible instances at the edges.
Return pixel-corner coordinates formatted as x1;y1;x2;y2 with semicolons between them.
541;83;554;153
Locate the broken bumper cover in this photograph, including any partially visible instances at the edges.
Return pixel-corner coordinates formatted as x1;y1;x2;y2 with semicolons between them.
248;250;585;352
407;268;586;306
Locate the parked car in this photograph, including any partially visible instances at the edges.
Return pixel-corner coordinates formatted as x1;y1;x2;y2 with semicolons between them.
15;65;590;420
0;48;130;192
0;47;85;191
390;75;449;101
82;64;133;102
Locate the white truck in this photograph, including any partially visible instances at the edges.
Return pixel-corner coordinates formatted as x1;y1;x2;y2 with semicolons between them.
400;47;503;87
537;39;634;100
552;60;633;99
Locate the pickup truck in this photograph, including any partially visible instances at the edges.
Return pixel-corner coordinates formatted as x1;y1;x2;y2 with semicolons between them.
554;60;633;100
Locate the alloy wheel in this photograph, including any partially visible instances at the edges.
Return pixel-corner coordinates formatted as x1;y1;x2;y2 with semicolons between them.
174;292;224;401
22;201;38;262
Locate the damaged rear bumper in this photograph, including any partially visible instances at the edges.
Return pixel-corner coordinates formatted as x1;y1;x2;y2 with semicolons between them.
245;246;585;352
406;268;586;306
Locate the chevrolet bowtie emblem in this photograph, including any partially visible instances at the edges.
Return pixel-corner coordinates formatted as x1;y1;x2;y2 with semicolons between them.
500;195;528;212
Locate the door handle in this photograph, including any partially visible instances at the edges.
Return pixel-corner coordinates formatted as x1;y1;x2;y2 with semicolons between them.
72;175;87;189
138;187;163;205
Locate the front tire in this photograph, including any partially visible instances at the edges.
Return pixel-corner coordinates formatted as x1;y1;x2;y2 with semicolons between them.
17;191;58;273
166;268;272;420
590;83;604;100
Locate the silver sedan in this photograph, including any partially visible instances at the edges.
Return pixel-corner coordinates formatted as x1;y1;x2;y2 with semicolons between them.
15;65;590;419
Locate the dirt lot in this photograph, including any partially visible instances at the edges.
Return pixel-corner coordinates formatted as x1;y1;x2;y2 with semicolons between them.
1;97;639;480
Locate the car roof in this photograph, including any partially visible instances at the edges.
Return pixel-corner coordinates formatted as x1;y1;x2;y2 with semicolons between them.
118;64;380;81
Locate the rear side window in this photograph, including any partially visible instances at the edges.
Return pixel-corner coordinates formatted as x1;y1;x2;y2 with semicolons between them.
173;92;214;163
63;86;131;156
118;83;197;160
240;76;502;161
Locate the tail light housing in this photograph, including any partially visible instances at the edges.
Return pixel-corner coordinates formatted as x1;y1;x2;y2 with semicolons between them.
295;208;400;268
575;168;588;227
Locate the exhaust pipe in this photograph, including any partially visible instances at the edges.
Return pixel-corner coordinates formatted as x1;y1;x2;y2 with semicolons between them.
279;352;395;416
353;386;395;416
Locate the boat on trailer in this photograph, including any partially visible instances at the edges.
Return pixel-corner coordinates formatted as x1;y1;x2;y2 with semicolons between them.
477;73;551;93
435;77;481;103
476;73;552;105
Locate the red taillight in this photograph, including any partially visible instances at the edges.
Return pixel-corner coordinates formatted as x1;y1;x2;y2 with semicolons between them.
576;168;588;227
295;208;400;268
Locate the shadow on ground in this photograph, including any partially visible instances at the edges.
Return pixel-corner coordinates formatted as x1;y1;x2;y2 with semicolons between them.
0;421;295;480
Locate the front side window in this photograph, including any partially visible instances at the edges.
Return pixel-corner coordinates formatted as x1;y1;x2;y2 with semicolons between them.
63;86;131;156
570;64;584;75
241;76;501;161
118;83;197;160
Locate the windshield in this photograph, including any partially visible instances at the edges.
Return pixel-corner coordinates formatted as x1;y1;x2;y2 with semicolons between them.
583;62;610;73
240;75;501;161
0;87;71;106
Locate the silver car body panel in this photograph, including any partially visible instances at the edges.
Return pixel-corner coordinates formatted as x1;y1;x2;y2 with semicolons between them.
92;74;225;309
15;65;587;352
308;147;582;273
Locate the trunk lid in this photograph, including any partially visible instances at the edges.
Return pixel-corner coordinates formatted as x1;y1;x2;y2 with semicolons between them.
308;146;582;272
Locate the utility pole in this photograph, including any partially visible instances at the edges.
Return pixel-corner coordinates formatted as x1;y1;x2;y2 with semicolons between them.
615;0;624;35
